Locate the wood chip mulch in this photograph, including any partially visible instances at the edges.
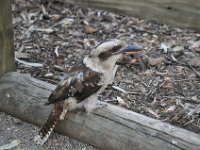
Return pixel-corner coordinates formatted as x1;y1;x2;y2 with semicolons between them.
13;0;200;134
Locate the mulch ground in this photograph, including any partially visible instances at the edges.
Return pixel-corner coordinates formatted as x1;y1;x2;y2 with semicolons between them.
5;0;200;148
0;112;96;149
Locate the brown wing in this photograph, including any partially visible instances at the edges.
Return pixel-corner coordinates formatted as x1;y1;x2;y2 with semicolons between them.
46;64;102;105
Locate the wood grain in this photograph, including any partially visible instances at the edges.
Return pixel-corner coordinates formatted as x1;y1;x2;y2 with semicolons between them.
0;72;200;150
65;0;200;30
0;0;15;77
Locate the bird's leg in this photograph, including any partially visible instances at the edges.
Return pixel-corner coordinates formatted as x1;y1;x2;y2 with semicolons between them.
67;97;107;114
60;98;82;117
83;95;107;114
83;94;98;114
68;101;85;112
59;100;69;120
95;100;107;109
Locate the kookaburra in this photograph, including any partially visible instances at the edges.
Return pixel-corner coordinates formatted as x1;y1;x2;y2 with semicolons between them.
34;39;142;145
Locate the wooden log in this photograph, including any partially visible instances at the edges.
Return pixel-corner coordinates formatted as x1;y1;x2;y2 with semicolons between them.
0;0;15;77
65;0;200;31
0;72;200;150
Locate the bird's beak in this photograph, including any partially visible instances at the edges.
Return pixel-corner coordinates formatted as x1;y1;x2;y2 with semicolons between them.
120;44;143;54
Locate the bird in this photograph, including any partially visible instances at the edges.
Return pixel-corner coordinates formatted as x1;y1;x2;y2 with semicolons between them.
34;39;142;145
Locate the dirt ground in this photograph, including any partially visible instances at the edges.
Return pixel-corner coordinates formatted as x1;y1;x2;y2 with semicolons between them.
1;0;200;149
0;112;96;150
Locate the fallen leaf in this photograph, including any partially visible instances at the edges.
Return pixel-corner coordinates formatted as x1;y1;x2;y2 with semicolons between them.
32;28;54;33
147;108;160;118
112;86;128;93
51;14;61;21
171;46;184;52
117;96;126;105
13;17;22;25
41;4;47;14
54;46;59;57
15;51;30;59
141;70;154;76
129;58;137;64
188;73;196;79
160;43;170;53
188;57;200;66
84;25;98;34
116;96;129;108
61;18;74;27
83;38;92;48
0;139;20;150
83;20;89;25
44;73;54;78
148;57;164;66
53;65;64;72
189;40;200;49
165;105;176;113
52;18;74;28
186;104;200;116
15;58;43;67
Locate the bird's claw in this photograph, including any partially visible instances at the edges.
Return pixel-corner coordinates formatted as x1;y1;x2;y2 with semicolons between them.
83;101;107;115
34;135;45;145
95;101;107;109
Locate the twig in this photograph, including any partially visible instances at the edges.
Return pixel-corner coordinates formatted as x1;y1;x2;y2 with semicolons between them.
111;85;140;95
145;79;168;101
15;58;43;67
131;25;163;35
164;55;186;66
186;60;200;78
164;55;200;79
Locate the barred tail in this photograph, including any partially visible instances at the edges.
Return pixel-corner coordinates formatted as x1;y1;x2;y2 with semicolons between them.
34;104;68;145
34;100;70;145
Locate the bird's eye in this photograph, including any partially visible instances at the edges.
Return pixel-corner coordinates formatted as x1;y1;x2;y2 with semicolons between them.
112;46;121;52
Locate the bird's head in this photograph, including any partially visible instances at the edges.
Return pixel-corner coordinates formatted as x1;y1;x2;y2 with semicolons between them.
90;39;142;61
84;39;142;72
